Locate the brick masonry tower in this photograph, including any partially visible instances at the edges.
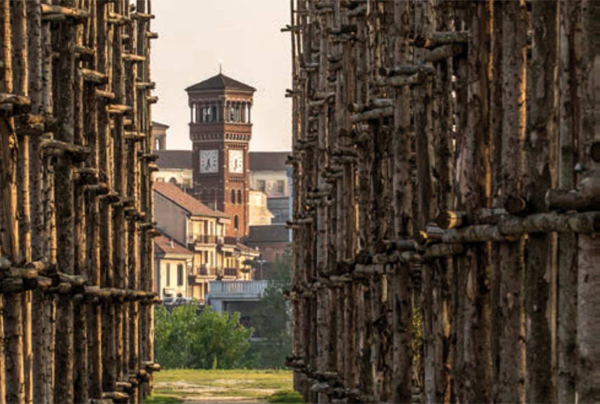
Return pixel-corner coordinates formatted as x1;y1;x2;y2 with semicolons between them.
186;73;256;238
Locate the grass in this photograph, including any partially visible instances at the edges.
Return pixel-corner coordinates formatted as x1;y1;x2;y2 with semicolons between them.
146;369;297;402
144;395;184;404
266;390;304;404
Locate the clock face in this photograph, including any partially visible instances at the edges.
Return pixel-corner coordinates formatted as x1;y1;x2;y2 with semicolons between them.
229;149;244;174
200;150;218;174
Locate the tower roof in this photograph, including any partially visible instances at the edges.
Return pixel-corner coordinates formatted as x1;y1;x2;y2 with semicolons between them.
186;73;256;93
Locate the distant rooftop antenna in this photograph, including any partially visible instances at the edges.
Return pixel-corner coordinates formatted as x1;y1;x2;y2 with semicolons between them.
219;60;223;74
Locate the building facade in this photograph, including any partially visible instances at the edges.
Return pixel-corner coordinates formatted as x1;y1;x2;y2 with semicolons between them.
248;190;274;226
249;152;291;223
154;150;194;190
152;121;169;151
154;182;258;302
186;73;256;238
154;235;193;299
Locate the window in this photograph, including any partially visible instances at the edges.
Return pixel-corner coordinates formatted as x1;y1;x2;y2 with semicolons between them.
237;190;242;204
169;177;177;184
257;180;266;192
204;251;209;265
231;189;236;204
277;180;285;194
166;264;171;287
156;178;164;183
234;215;239;231
177;264;184;286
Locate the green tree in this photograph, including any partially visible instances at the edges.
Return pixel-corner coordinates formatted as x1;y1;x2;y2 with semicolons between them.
154;304;253;369
249;247;293;368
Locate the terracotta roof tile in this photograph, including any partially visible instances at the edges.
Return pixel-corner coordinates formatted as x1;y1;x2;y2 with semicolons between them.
155;234;193;256
156;150;193;170
249;152;291;172
154;182;229;219
186;73;256;93
247;224;290;244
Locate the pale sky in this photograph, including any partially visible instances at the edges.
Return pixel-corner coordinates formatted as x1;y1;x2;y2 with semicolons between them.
151;0;292;152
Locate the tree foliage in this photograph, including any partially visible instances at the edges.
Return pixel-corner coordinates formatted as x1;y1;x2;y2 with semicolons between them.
248;247;293;368
154;304;253;369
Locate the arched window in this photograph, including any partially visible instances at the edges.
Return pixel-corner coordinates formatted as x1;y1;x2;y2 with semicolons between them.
231;189;236;204
169;177;177;184
237;190;242;204
234;215;239;231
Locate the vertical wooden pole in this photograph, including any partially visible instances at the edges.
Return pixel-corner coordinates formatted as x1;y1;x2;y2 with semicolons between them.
455;2;493;402
98;0;116;395
74;2;88;402
0;1;25;403
496;1;527;403
54;0;78;402
576;1;599;401
525;1;559;402
556;1;579;402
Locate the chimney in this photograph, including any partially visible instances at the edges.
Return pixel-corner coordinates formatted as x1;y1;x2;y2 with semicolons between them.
170;238;174;249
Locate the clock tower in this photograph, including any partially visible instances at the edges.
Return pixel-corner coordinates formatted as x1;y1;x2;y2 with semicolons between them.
186;73;256;238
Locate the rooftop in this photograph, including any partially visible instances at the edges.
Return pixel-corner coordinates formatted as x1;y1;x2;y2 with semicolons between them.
152;121;170;129
155;234;193;256
186;73;256;93
156;150;193;170
154;182;229;219
247;224;290;244
249;152;290;172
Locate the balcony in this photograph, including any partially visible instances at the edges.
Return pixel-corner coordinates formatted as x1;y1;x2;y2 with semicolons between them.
224;268;238;277
209;280;269;296
189;235;218;245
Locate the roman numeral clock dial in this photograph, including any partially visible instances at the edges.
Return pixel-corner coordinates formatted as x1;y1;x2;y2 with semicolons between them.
200;149;218;173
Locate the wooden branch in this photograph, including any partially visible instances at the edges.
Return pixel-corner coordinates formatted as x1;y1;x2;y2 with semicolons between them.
102;392;129;401
40;140;90;162
41;4;88;22
379;65;436;77
414;31;469;49
546;177;600;212
435;208;508;229
107;12;130;26
81;69;108;85
122;53;145;63
95;89;115;101
135;82;155;90
351;107;394;123
75;46;95;60
131;12;155;20
423;44;466;63
441;212;600;243
376;73;424;87
107;104;132;115
281;24;301;33
348;98;393;113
